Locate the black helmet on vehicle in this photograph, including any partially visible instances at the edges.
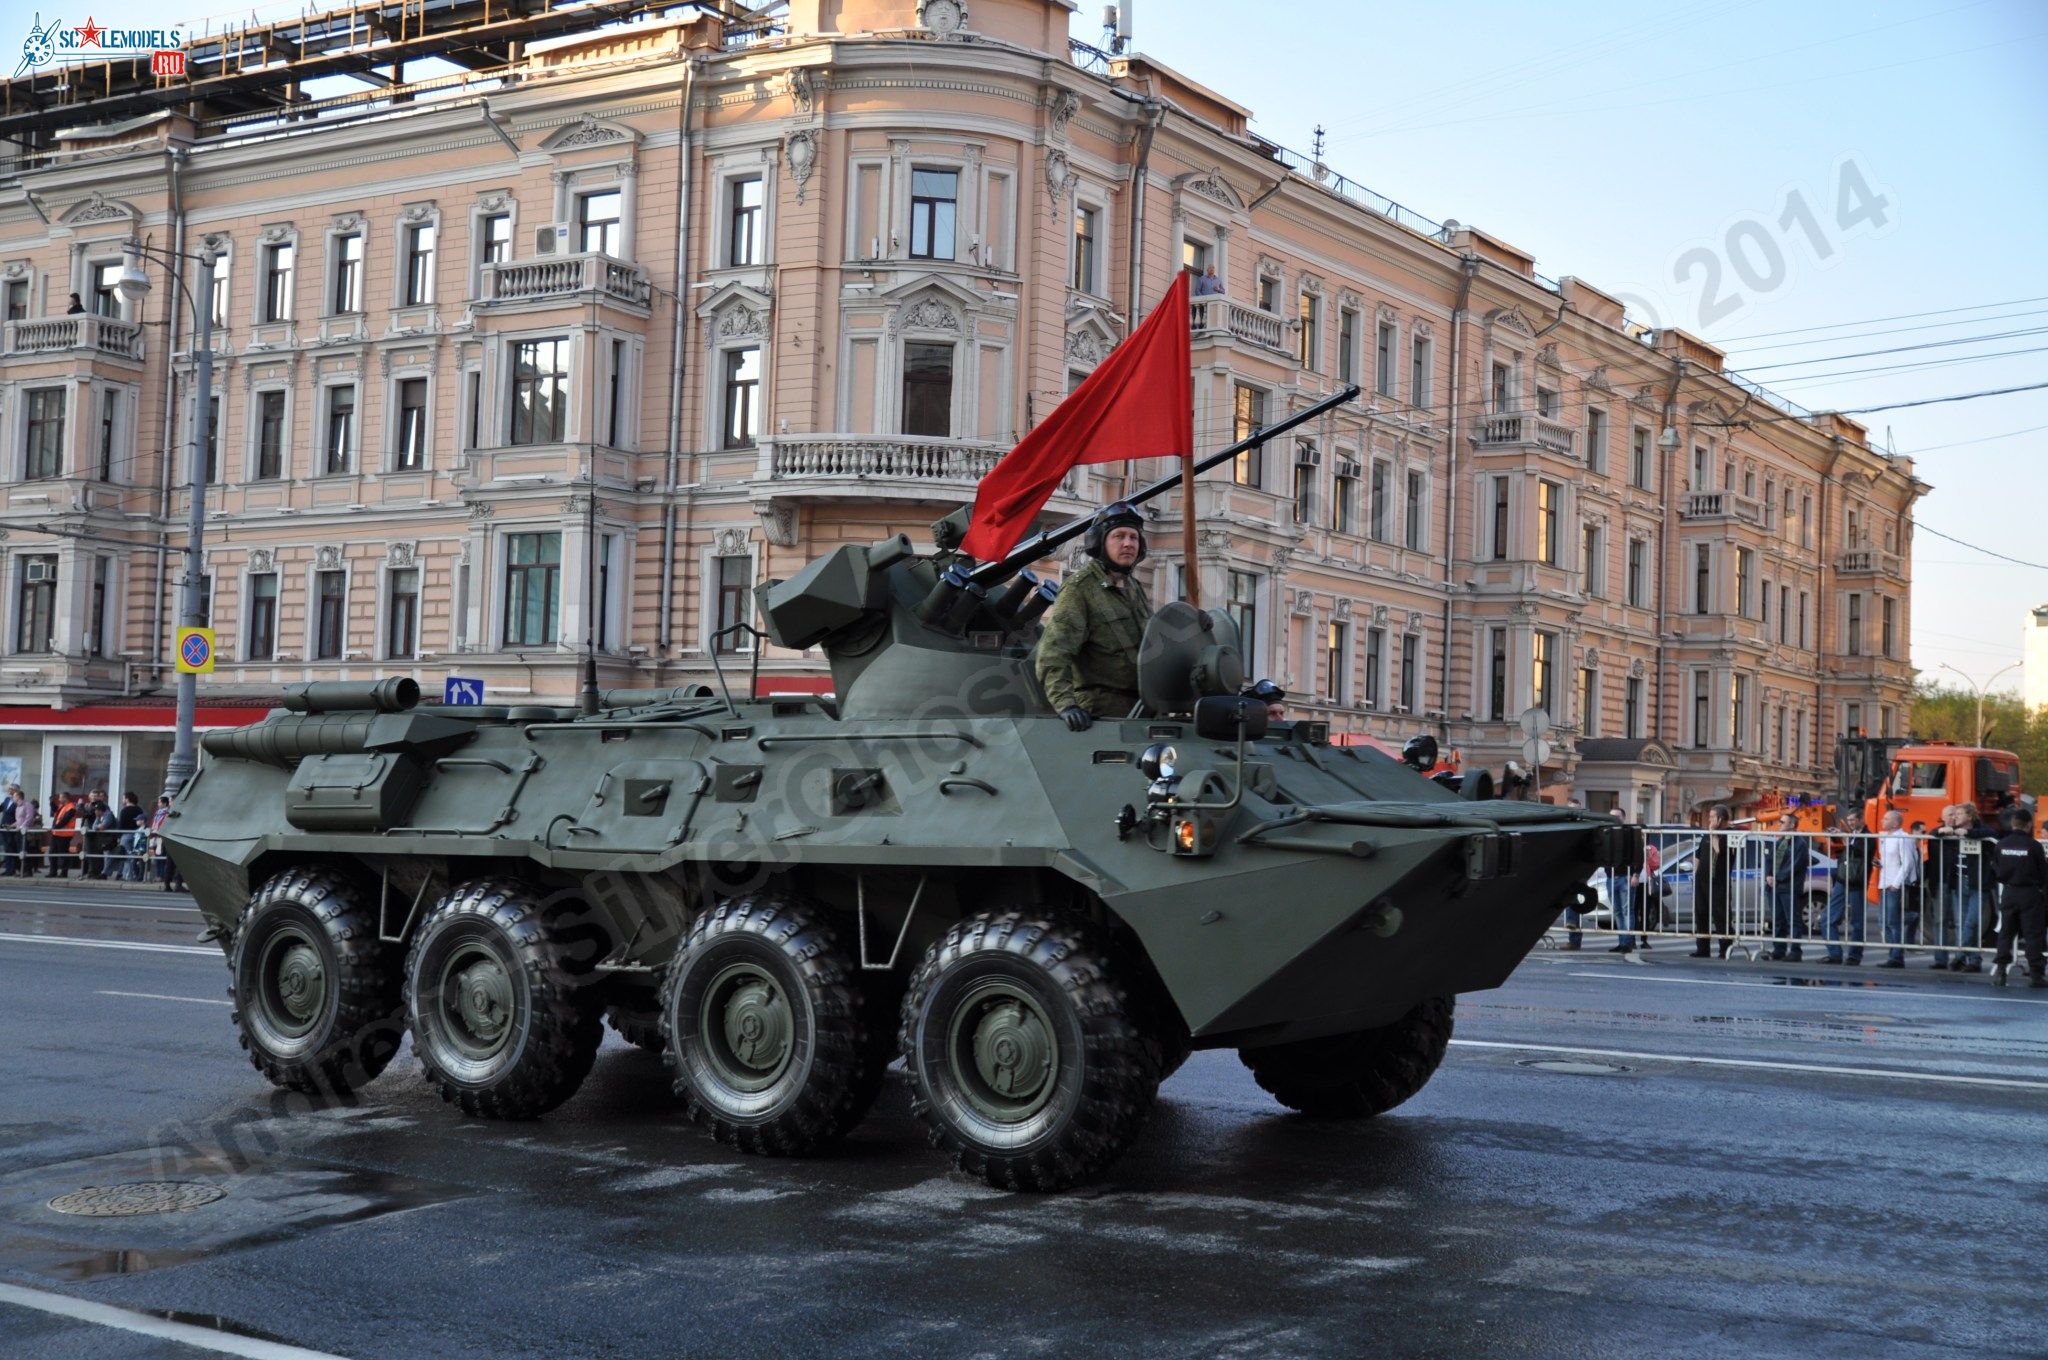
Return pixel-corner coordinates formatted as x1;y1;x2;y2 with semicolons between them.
1082;501;1147;566
1244;678;1286;704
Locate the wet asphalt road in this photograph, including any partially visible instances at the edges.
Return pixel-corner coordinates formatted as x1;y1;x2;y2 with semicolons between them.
1;882;2045;1359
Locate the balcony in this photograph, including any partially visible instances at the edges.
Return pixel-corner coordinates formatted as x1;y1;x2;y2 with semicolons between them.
1836;547;1903;578
1474;409;1575;459
755;434;1084;507
1191;297;1289;355
1679;491;1765;525
2;313;145;361
480;253;651;309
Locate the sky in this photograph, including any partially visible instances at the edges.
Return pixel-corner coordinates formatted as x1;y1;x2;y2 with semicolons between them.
22;0;2048;693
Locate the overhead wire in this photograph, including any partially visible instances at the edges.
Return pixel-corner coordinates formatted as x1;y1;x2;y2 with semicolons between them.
1712;294;2048;345
1719;305;2048;354
1739;324;2048;371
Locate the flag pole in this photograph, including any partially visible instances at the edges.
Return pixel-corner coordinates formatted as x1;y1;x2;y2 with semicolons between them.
1180;448;1199;605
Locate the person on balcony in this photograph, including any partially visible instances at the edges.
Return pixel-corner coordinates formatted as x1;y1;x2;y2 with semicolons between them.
65;292;84;314
1192;266;1225;297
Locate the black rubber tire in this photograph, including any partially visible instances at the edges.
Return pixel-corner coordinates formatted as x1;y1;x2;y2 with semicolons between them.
604;983;666;1054
229;866;404;1096
902;910;1158;1192
660;892;883;1155
405;878;601;1119
1239;996;1454;1119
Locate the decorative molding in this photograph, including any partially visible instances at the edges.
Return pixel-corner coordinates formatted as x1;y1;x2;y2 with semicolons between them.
199;231;231;254
1371;603;1390;625
314;545;343;570
756;502;799;547
60;192;139;226
1536;342;1561;369
1583;364;1613;393
1291;588;1315;616
1406;610;1425;632
1179;167;1243;211
1065;327;1106;366
387;541;417;568
1630;657;1647;677
1337;288;1364;312
0;260;26;280
540;114;638;152
1043;148;1076;218
475;190;513;213
717;304;768;339
1299;272;1325;297
1334;598;1354;621
1486;305;1537;337
897;295;962;334
1048;89;1081;140
331;211;364;232
713;526;750;556
1257;254;1284;280
785;129;819;204
788;67;816;117
247;547;275;573
468;501;495;520
399;202;436;225
918;0;968;40
260;222;294;244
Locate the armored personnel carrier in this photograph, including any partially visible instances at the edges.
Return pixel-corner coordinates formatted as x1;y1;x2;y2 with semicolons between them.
166;387;1633;1190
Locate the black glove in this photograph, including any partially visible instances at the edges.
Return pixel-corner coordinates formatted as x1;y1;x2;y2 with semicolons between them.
1060;706;1094;731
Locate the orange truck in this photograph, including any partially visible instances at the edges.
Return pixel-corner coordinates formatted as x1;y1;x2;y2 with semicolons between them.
1863;741;2035;834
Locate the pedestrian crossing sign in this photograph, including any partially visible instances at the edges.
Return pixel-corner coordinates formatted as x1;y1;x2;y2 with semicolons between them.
176;627;216;674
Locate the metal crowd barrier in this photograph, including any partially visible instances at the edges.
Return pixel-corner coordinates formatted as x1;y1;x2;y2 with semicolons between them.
1548;822;2021;967
0;830;171;884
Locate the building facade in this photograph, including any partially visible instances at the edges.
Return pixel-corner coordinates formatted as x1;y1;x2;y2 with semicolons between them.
0;0;1921;817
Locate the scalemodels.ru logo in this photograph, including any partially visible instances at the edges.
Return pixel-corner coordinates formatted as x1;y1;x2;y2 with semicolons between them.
16;13;187;78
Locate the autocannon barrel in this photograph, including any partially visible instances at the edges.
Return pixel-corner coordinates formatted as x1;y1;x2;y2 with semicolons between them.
281;678;420;714
200;712;377;768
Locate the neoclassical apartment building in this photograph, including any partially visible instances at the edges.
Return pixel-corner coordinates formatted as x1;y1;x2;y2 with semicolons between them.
0;0;1920;817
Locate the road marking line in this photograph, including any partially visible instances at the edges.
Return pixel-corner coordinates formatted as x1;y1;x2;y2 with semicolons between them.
0;931;215;956
1563;969;2048;1005
0;895;200;914
1450;1038;2048;1092
99;989;232;1006
0;1281;347;1360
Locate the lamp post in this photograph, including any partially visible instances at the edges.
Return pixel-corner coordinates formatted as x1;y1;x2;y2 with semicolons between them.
115;238;217;802
1937;660;2021;748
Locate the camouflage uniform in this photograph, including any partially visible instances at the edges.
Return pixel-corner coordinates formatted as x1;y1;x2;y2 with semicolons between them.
1033;558;1153;718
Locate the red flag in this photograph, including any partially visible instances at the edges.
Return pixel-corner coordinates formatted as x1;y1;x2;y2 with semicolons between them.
960;271;1192;560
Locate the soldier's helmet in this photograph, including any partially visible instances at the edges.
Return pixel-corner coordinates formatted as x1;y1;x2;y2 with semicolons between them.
1082;501;1147;565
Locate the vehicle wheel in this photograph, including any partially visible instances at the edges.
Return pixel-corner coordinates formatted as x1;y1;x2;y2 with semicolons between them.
604;982;665;1054
902;910;1158;1191
660;892;883;1155
406;878;601;1119
230;866;404;1095
1239;996;1454;1118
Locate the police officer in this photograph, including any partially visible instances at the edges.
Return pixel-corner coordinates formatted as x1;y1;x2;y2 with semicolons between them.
1034;502;1152;730
1989;806;2046;987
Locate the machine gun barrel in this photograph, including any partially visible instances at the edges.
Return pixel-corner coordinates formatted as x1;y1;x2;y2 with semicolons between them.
965;384;1361;590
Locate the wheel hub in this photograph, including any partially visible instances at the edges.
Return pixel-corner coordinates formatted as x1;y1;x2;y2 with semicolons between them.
439;944;516;1061
700;963;795;1093
255;927;329;1039
948;982;1060;1122
275;944;324;1021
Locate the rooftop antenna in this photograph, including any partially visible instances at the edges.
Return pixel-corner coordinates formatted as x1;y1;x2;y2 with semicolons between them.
1310;124;1328;182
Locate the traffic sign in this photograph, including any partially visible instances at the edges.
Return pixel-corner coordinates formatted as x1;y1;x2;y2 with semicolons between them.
1518;705;1552;739
443;676;486;705
1520;736;1553;768
175;627;215;674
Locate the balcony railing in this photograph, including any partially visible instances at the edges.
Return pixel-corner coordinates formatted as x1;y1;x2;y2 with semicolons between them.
481;253;651;308
1680;491;1765;524
761;435;1081;498
1192;297;1288;354
1476;409;1575;457
2;313;145;360
1836;548;1903;578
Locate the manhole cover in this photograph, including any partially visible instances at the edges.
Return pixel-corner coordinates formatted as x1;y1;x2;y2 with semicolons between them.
1517;1059;1630;1076
48;1182;228;1217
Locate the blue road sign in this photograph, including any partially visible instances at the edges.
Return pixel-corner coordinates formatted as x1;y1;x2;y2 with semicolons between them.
443;676;485;705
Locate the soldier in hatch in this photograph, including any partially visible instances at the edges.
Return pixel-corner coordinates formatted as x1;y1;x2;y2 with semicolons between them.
1034;502;1153;730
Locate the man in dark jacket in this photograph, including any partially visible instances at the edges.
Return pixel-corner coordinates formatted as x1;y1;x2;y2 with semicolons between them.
1821;809;1870;964
1034;502;1153;730
1989;808;2046;987
1692;805;1734;957
1769;812;1812;961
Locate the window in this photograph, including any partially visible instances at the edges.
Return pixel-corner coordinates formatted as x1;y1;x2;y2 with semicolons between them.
261;242;295;322
503;532;561;648
1626;539;1645;607
386;568;418;660
1487;628;1508;721
713;555;752;653
1800;493;1813;547
1583;525;1604;598
608;339;627;447
1761;578;1772;628
1257;274;1278;313
1694;543;1712;614
246;573;277;661
1578;665;1598;738
463;369;482;451
1404;470;1425;551
1320;620;1350;704
1799;591;1809;648
729;177;765;267
1228;570;1258;667
1536;480;1560;564
1375;321;1396;396
480;212;512;266
329;232;363;314
1535;386;1558;419
1778;585;1790;643
594;535;616;652
1338;309;1359;384
206;251;230;329
1369;460;1390;542
1364;627;1384;709
1735;547;1753;618
1181;238;1211;274
1774;705;1786;763
14;555;57;652
401;222;436;306
1399;634;1419;711
323;385;356;474
1297;291;1320;370
1585;407;1607;475
1625;676;1643;739
1490;361;1511;413
1333;465;1357;535
1232;385;1265;487
1881;596;1896;658
1070;204;1099;294
1691;445;1709;490
255;391;286;480
90;261;121;316
201;394;220;485
1410;336;1432;407
1731;674;1749;751
314;569;346;660
1692;671;1710;748
509;339;569;446
1846;702;1863;738
97;389;117;481
24;387;64;480
710;346;760;449
901;342;953;438
1292;453;1315;526
1533;631;1556;717
394;377;428;470
1489;476;1510;560
2;277;26;321
577;189;622;256
1846;593;1863;656
1631;427;1651;489
908;169;958;260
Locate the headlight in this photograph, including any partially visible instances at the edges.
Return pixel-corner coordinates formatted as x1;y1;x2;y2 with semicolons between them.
1138;742;1177;781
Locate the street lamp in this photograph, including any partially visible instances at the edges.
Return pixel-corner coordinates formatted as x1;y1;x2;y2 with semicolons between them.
115;237;219;802
1937;660;2021;748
